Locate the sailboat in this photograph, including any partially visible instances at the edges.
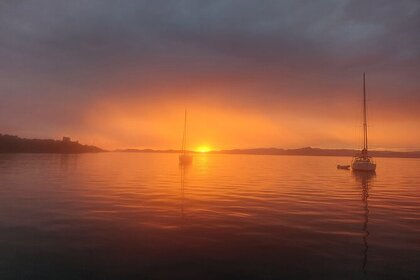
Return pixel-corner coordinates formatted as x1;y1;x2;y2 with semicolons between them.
179;109;193;165
351;73;376;172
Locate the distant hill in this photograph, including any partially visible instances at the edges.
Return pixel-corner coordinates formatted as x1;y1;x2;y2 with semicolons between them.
116;148;179;153
117;147;420;158
0;134;104;153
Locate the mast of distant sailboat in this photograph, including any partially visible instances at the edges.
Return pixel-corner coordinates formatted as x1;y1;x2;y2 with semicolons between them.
362;72;368;154
179;109;193;164
181;109;187;155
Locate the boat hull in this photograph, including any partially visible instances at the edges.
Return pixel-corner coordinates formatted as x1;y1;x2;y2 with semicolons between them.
179;154;193;165
337;165;350;170
351;161;376;172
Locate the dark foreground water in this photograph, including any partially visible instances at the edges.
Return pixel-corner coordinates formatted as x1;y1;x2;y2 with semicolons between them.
0;153;419;279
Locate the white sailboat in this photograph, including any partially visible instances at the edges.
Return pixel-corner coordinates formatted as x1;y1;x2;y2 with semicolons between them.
351;73;376;172
179;109;193;165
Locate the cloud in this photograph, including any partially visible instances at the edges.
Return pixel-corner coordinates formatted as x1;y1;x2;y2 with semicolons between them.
0;0;419;148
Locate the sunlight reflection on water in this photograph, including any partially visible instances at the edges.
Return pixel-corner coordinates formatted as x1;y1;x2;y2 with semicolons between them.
0;153;419;279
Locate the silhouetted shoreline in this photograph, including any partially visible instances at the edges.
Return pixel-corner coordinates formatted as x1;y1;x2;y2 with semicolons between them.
2;133;419;157
116;147;420;158
0;134;104;153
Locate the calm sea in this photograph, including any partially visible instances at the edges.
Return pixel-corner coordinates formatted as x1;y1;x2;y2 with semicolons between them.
0;153;419;279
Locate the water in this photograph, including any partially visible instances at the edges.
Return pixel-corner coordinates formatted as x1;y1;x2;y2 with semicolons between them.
0;153;419;279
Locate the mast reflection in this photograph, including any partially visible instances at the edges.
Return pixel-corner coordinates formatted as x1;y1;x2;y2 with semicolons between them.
353;171;375;274
179;164;190;218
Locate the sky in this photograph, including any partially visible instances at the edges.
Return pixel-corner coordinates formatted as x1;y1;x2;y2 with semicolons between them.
0;0;419;151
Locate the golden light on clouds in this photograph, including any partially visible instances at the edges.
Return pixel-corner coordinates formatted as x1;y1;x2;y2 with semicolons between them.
83;95;289;150
72;91;420;151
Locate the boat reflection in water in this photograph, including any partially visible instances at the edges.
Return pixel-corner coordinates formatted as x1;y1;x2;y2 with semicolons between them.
353;170;376;275
179;163;191;218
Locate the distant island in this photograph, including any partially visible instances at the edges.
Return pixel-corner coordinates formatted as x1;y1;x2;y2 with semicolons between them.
116;147;420;158
0;134;104;153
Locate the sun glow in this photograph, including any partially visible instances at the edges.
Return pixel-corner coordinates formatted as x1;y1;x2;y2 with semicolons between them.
197;146;211;153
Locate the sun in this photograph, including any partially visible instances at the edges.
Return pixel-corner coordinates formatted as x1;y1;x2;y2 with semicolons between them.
196;145;211;153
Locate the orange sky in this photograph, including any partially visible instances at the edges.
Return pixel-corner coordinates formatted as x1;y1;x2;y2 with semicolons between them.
55;89;420;151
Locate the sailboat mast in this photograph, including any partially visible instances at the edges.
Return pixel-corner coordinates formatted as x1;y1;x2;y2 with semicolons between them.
363;72;368;151
181;109;187;154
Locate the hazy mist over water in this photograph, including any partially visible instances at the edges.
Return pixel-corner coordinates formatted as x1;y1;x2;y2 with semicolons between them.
0;153;419;279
